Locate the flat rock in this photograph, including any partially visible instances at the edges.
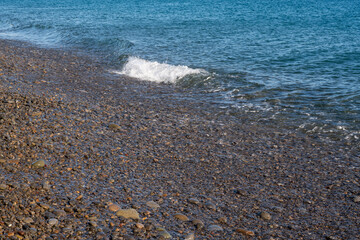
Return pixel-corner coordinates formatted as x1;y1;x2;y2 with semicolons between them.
188;198;200;205
184;232;195;240
157;228;172;239
116;208;140;220
23;217;34;224
174;213;189;221
354;196;360;203
0;184;8;190
236;228;255;236
146;201;160;210
207;225;223;232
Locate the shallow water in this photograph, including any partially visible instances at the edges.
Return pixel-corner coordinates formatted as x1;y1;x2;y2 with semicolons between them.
0;0;359;141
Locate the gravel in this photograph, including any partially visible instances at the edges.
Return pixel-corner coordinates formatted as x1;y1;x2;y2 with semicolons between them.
0;39;359;239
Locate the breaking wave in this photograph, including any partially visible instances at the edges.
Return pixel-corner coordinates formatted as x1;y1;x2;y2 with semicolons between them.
113;57;208;83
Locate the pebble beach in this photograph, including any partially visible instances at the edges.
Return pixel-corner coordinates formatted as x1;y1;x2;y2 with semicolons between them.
0;39;359;239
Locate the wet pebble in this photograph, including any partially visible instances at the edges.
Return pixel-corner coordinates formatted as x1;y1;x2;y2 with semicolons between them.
353;196;360;203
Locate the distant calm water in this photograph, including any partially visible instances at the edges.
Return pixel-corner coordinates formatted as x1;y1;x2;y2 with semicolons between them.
1;0;359;141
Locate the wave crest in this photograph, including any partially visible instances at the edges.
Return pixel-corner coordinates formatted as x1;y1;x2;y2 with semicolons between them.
113;57;207;83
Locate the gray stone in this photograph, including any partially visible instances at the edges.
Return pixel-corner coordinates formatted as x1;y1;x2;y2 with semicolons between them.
205;201;216;210
146;201;160;210
42;181;51;190
54;209;67;217
207;225;223;232
23;217;34;224
354;196;360;203
48;218;58;226
184;232;195;240
157;227;172;239
188;198;200;205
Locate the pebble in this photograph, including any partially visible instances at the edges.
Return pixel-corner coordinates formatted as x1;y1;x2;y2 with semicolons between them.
184;232;195;240
42;181;51;190
298;207;307;214
146;200;160;210
174;213;189;221
135;223;144;229
236;228;255;236
205;201;216;210
108;203;121;212
0;184;7;190
109;124;121;130
116;208;140;220
54;209;67;217
353;196;360;203
31;160;46;168
8;182;19;189
48;218;58;226
207;225;223;232
218;217;227;224
157;228;172;239
234;189;248;196
192;219;205;230
188;198;200;205
260;211;271;220
23;217;34;224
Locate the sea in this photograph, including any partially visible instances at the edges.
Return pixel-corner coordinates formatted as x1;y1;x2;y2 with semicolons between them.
0;0;359;142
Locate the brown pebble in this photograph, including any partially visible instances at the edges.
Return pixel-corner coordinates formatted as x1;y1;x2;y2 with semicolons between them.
236;228;255;236
108;203;121;212
174;213;189;221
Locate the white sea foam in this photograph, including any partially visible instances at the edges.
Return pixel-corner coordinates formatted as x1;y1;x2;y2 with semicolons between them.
113;57;207;83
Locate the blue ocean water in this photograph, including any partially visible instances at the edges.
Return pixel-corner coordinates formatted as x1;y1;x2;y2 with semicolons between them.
1;0;359;141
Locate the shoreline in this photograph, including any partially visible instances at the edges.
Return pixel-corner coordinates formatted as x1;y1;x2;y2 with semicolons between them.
0;39;359;239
